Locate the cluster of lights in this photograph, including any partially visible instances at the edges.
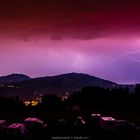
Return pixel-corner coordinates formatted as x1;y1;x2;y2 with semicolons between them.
0;84;19;88
61;92;69;101
24;100;39;106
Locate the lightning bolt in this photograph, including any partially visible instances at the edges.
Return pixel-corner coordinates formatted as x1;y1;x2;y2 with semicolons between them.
104;49;140;64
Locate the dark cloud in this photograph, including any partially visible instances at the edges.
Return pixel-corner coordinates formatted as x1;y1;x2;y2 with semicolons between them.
50;35;62;40
0;0;140;40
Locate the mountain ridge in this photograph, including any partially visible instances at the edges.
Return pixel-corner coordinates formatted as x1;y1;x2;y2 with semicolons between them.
0;73;118;98
0;74;31;83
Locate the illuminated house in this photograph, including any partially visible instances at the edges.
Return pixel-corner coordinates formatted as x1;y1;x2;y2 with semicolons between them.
0;120;7;130
100;117;116;129
90;114;101;127
91;113;101;117
24;117;44;133
7;123;27;137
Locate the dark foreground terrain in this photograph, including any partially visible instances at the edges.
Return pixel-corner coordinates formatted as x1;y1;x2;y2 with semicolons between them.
0;85;140;139
0;112;139;140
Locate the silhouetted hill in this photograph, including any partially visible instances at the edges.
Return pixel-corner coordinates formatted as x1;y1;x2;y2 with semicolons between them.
15;73;117;97
0;74;31;84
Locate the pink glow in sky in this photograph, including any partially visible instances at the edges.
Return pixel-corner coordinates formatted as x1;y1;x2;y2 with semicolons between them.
0;0;140;84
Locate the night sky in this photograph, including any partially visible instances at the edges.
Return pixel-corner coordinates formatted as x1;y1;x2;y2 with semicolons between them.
0;0;140;84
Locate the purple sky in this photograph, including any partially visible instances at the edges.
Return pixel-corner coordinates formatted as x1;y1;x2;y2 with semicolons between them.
0;0;140;84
